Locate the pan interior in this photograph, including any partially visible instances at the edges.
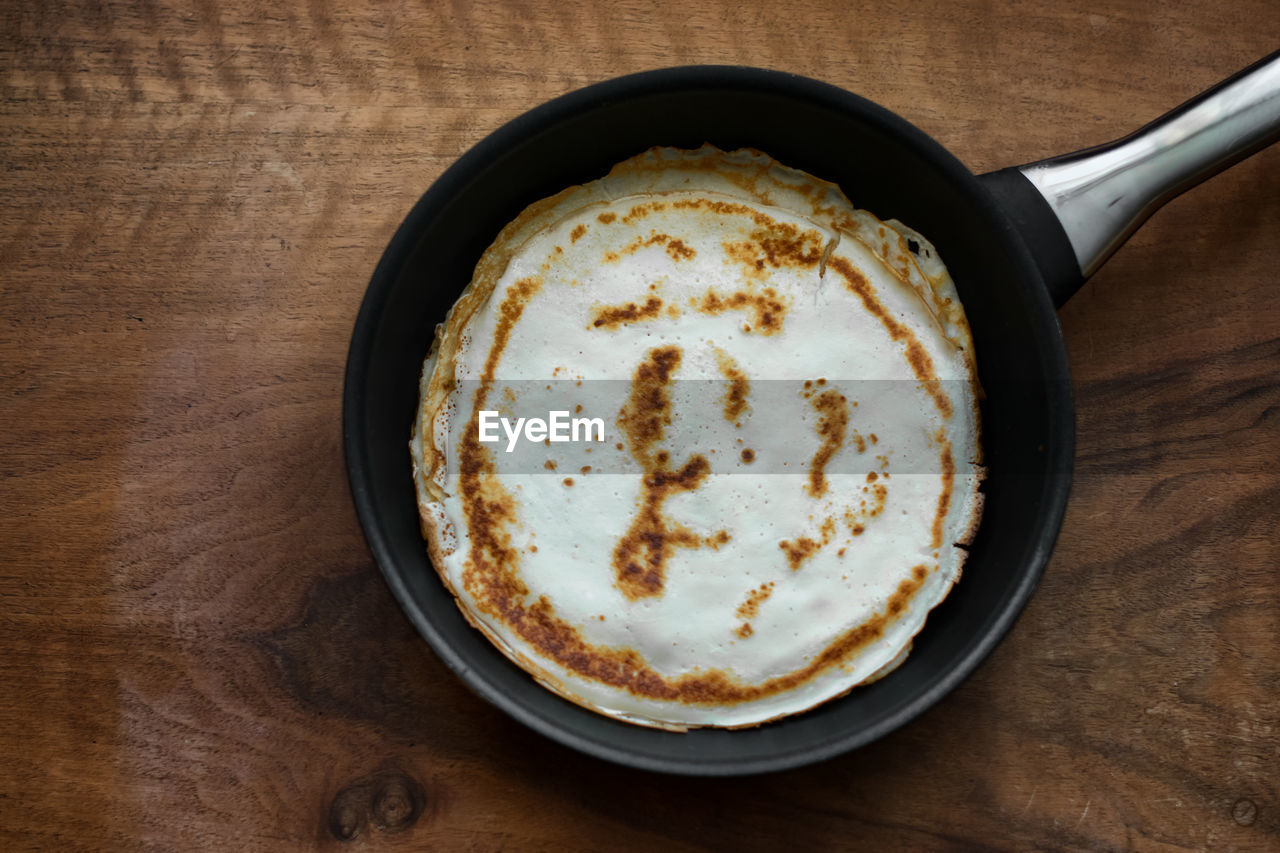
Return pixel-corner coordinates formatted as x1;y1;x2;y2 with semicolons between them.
344;68;1073;774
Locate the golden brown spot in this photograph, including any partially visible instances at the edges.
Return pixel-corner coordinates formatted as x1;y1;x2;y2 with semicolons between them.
713;347;750;425
563;478;574;487
621;201;667;223
844;470;889;533
611;459;715;599
671;196;777;225
544;459;557;470
604;230;698;262
779;516;836;570
597;212;616;224
611;347;722;600
931;435;955;550
828;257;953;419
591;296;664;329
723;225;825;280
887;583;911;616
779;539;817;569
617;346;680;463
580;466;592;474
725;243;764;276
837;548;846;557
570;223;587;243
727;222;824;285
735;623;754;639
807;390;848;498
693;287;787;335
666;238;694;260
885;571;926;617
740;448;755;463
868;484;887;516
735;582;775;620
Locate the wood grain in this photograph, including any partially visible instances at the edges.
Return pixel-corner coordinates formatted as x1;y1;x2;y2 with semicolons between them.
2;1;1277;850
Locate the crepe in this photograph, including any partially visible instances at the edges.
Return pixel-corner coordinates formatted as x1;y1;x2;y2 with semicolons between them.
410;146;983;729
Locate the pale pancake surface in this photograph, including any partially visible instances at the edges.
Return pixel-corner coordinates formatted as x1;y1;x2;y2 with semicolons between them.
411;146;983;729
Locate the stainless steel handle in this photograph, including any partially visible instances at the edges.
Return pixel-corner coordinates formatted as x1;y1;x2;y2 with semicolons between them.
1020;50;1280;278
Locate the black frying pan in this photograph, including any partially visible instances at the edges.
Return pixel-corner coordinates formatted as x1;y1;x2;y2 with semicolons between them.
343;55;1280;775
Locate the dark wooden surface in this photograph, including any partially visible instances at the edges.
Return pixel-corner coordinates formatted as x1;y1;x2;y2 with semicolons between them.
2;1;1278;850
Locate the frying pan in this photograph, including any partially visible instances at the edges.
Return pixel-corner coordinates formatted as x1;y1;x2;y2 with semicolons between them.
344;54;1280;775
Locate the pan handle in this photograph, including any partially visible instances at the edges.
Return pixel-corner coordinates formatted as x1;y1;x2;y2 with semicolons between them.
980;49;1280;307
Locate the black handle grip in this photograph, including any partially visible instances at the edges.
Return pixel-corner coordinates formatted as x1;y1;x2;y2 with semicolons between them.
979;168;1084;309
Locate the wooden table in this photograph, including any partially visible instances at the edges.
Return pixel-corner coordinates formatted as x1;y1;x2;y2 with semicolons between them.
3;1;1277;849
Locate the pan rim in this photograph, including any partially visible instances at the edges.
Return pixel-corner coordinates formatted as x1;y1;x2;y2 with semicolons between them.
342;65;1075;775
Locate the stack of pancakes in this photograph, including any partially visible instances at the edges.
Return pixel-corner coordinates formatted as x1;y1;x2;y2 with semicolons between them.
411;146;983;730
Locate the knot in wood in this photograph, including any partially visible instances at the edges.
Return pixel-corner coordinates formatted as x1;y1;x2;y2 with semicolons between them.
1232;798;1257;827
328;769;427;841
328;787;369;841
372;778;419;832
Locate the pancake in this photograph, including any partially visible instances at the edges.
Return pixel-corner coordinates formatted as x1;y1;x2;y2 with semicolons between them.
410;146;983;730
